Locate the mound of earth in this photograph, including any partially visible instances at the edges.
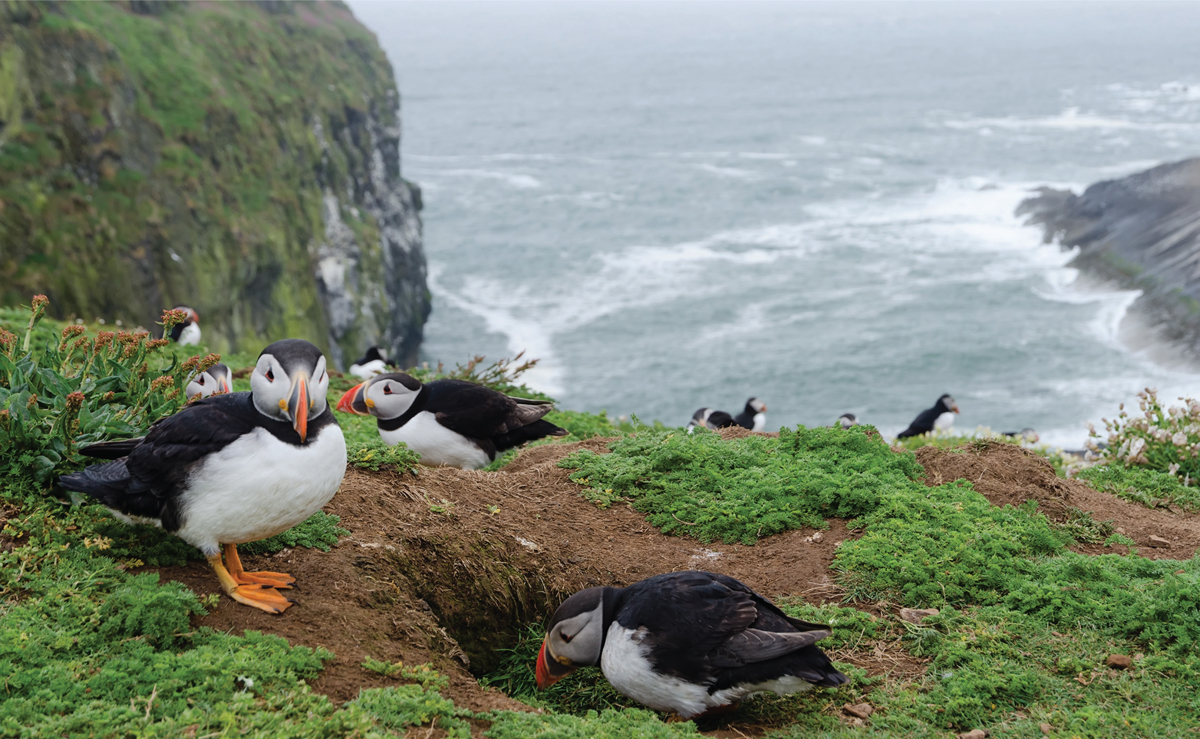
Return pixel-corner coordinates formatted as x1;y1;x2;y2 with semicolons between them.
917;441;1200;559
147;436;1200;732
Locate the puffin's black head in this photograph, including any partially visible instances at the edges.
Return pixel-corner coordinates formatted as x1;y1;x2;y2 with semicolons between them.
936;394;960;414
168;305;200;341
536;586;611;689
358;345;387;365
336;372;422;420
251;339;331;442
837;413;858;429
746;397;767;414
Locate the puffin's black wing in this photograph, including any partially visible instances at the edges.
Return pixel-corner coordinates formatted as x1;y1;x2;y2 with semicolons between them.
428;380;564;443
896;406;940;439
79;437;145;460
59;393;265;530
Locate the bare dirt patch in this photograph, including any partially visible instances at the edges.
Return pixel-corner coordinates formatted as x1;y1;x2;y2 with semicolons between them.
916;441;1200;559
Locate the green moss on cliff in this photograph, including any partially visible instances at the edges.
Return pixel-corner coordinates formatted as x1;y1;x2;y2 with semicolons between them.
0;1;428;365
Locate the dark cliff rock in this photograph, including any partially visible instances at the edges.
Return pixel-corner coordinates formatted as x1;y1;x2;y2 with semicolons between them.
1018;158;1200;358
0;0;430;367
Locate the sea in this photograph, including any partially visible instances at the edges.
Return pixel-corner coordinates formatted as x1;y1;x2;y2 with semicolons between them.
349;0;1200;446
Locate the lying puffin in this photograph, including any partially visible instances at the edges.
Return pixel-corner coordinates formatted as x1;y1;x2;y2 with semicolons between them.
59;339;346;614
733;398;767;431
896;394;959;439
686;407;713;432
835;413;858;429
349;346;390;381
705;410;739;430
336;372;568;469
536;571;848;718
169;305;201;346
185;362;233;400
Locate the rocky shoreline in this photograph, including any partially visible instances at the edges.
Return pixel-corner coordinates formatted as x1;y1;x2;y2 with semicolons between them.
1017;157;1200;362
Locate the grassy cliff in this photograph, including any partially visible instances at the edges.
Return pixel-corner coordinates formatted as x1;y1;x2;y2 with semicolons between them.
0;1;429;367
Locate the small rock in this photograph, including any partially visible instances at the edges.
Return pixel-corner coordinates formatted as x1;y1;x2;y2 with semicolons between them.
811;531;824;542
899;608;940;625
842;702;874;719
1105;654;1133;669
1040;724;1052;736
847;717;864;727
1115;526;1126;534
957;730;987;739
1148;535;1171;548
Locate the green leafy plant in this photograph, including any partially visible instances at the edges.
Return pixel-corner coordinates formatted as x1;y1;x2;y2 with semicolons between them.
0;297;212;486
347;437;421;473
1077;464;1200;512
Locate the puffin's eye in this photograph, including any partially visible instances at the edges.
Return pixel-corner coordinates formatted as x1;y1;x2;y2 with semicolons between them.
561;632;573;643
383;385;393;395
265;369;274;382
198;377;206;385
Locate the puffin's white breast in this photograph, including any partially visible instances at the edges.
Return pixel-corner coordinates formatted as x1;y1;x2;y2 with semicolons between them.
175;423;347;555
934;411;956;432
600;623;717;718
177;323;201;346
349;359;387;380
379;411;491;469
751;412;766;432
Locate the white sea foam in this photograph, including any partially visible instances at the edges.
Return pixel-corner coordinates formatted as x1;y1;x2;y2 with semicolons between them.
436;169;543;189
695;163;759;180
944;107;1200;133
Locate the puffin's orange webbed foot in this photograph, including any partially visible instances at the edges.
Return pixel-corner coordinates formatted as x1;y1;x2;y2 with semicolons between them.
224;543;296;589
208;551;296;615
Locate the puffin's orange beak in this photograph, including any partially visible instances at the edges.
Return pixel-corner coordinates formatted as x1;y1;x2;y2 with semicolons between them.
288;373;310;443
952;404;960;414
218;376;232;394
337;382;369;415
535;637;573;689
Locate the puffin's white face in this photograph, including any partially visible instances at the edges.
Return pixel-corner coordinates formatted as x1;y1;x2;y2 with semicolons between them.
250;340;330;442
186;370;218;401
939;394;960;413
749;398;767;414
362;376;420;419
336;372;422;420
537;590;606;688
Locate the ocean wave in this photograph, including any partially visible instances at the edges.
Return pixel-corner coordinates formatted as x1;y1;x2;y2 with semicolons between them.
944;107;1200;133
695;163;760;180
436;168;543;189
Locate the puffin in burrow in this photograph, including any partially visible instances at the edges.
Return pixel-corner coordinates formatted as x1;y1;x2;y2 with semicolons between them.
733;397;767;431
705;410;739;430
185;362;233;400
168;305;201;346
896;394;959;439
58;339;346;614
536;571;848;718
336;372;568;469
348;346;390;381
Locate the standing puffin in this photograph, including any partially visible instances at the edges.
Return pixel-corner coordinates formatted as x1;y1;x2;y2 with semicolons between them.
169;305;201;346
896;394;959;439
733;398;767;431
336;372;568;469
185;362;233;401
349;346;390;381
536;571;848;718
59;339;346;614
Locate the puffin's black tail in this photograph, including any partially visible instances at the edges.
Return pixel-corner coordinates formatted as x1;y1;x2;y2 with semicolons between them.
78;437;144;460
493;419;568;453
58;459;132;508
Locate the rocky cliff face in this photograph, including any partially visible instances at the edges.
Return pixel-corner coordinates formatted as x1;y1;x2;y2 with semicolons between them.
0;1;429;367
1018;158;1200;359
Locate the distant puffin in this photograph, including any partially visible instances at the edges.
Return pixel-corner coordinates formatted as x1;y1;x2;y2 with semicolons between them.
536;571;848;718
686;408;713;432
705;410;739;430
733;398;767;432
185;362;233;401
59;339;346;614
336;372;568;469
169;305;201;346
896;394;959;439
1002;427;1039;443
349;346;390;381
835;413;858;430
